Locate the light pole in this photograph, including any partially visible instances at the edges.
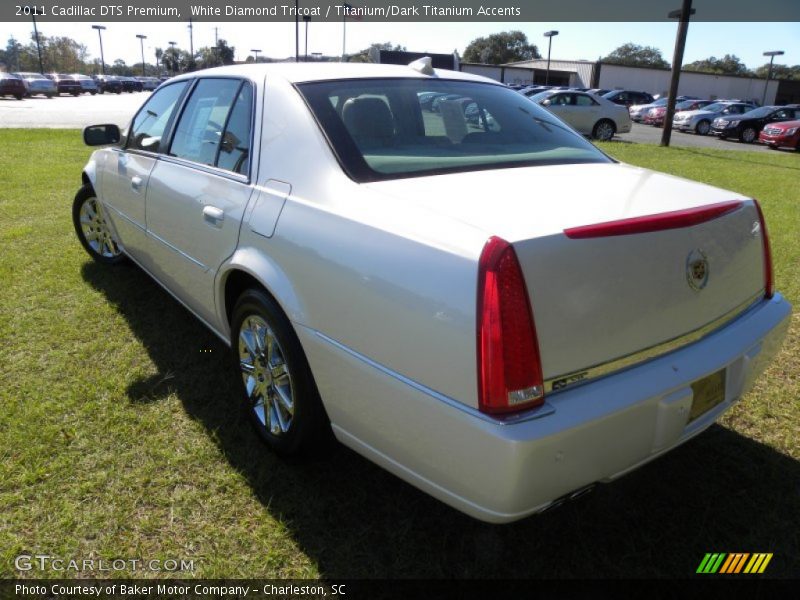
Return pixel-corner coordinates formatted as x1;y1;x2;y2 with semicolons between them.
251;49;261;63
543;30;558;85
762;50;784;106
92;25;106;76
661;1;695;147
27;8;44;74
136;34;147;77
168;41;177;75
303;15;311;62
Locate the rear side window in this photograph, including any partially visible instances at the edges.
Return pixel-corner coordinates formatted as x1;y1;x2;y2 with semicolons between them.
216;83;254;174
169;78;253;175
127;81;189;152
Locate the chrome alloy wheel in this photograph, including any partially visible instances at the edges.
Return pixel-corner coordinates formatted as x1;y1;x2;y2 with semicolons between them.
594;121;615;141
79;196;121;258
238;315;294;435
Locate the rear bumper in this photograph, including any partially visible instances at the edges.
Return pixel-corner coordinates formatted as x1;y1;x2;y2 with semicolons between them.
300;293;791;523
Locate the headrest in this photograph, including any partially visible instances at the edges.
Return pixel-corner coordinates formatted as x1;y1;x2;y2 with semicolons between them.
342;97;395;141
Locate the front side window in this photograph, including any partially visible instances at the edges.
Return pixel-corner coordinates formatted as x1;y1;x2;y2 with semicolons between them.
127;81;189;152
298;78;609;182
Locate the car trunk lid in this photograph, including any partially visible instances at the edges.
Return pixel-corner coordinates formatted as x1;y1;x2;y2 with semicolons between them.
368;163;767;387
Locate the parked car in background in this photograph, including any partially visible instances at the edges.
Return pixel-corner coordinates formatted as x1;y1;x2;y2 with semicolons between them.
602;89;654;108
93;74;123;94
672;101;757;135
711;105;799;142
520;86;553;97
73;62;790;523
531;89;632;140
643;99;714;127
118;76;144;92
629;96;696;122
587;88;611;96
71;74;99;95
136;76;160;91
12;72;57;98
758;119;800;150
0;72;26;100
47;73;83;96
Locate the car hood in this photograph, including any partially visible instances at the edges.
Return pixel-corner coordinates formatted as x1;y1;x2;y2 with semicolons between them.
763;119;800;131
365;162;748;243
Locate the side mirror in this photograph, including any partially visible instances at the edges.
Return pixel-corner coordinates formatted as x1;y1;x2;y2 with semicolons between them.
83;124;121;146
542;99;551;106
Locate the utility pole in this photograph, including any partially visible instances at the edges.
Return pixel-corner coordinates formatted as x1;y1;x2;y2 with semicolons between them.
661;0;695;147
188;18;194;70
31;11;44;74
303;16;310;62
295;0;299;62
92;25;106;76
168;41;177;75
136;34;147;77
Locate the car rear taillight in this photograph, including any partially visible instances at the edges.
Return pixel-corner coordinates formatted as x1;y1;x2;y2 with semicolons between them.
476;237;544;414
753;200;774;299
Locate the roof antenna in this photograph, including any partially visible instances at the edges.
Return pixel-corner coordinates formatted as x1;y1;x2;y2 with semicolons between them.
408;56;435;76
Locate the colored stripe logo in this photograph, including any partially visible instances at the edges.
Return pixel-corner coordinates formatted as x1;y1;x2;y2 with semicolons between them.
696;553;773;574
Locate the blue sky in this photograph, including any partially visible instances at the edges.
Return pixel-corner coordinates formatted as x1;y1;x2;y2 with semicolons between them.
3;21;799;70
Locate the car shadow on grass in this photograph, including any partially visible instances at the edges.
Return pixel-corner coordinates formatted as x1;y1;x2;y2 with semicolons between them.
81;260;800;579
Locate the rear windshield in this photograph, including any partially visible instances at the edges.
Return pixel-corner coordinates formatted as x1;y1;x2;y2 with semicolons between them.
297;78;610;182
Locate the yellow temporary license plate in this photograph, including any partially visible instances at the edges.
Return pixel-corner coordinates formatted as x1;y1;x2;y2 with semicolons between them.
689;369;727;422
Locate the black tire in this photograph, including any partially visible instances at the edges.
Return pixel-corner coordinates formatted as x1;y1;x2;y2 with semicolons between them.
72;185;126;265
740;127;757;143
592;119;616;141
46;93;54;99
15;94;23;100
231;288;330;457
91;91;97;95
695;120;710;135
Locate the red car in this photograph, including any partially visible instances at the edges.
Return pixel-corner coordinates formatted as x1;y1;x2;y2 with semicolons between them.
643;99;713;127
759;119;800;151
0;73;26;100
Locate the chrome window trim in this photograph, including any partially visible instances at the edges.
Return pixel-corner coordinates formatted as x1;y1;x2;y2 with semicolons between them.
544;290;767;394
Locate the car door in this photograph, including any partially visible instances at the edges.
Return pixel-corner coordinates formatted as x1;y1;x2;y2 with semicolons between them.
144;77;256;326
101;81;189;260
545;93;575;127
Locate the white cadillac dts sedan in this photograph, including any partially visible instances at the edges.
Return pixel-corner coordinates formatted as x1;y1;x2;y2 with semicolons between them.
74;61;790;523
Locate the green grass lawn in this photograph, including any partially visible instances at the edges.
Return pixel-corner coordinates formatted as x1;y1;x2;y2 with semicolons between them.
0;130;798;579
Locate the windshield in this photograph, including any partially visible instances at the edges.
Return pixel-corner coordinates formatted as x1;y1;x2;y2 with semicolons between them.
702;103;729;113
741;107;773;118
297;78;609;182
529;91;553;103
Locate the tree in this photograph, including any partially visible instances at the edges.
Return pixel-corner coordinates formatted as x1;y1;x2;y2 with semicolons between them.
463;31;539;64
753;63;800;80
603;43;669;69
347;42;406;63
162;46;192;74
2;37;24;72
684;54;752;76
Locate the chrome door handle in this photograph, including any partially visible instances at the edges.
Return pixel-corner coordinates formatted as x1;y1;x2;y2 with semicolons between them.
131;176;143;192
203;205;225;227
